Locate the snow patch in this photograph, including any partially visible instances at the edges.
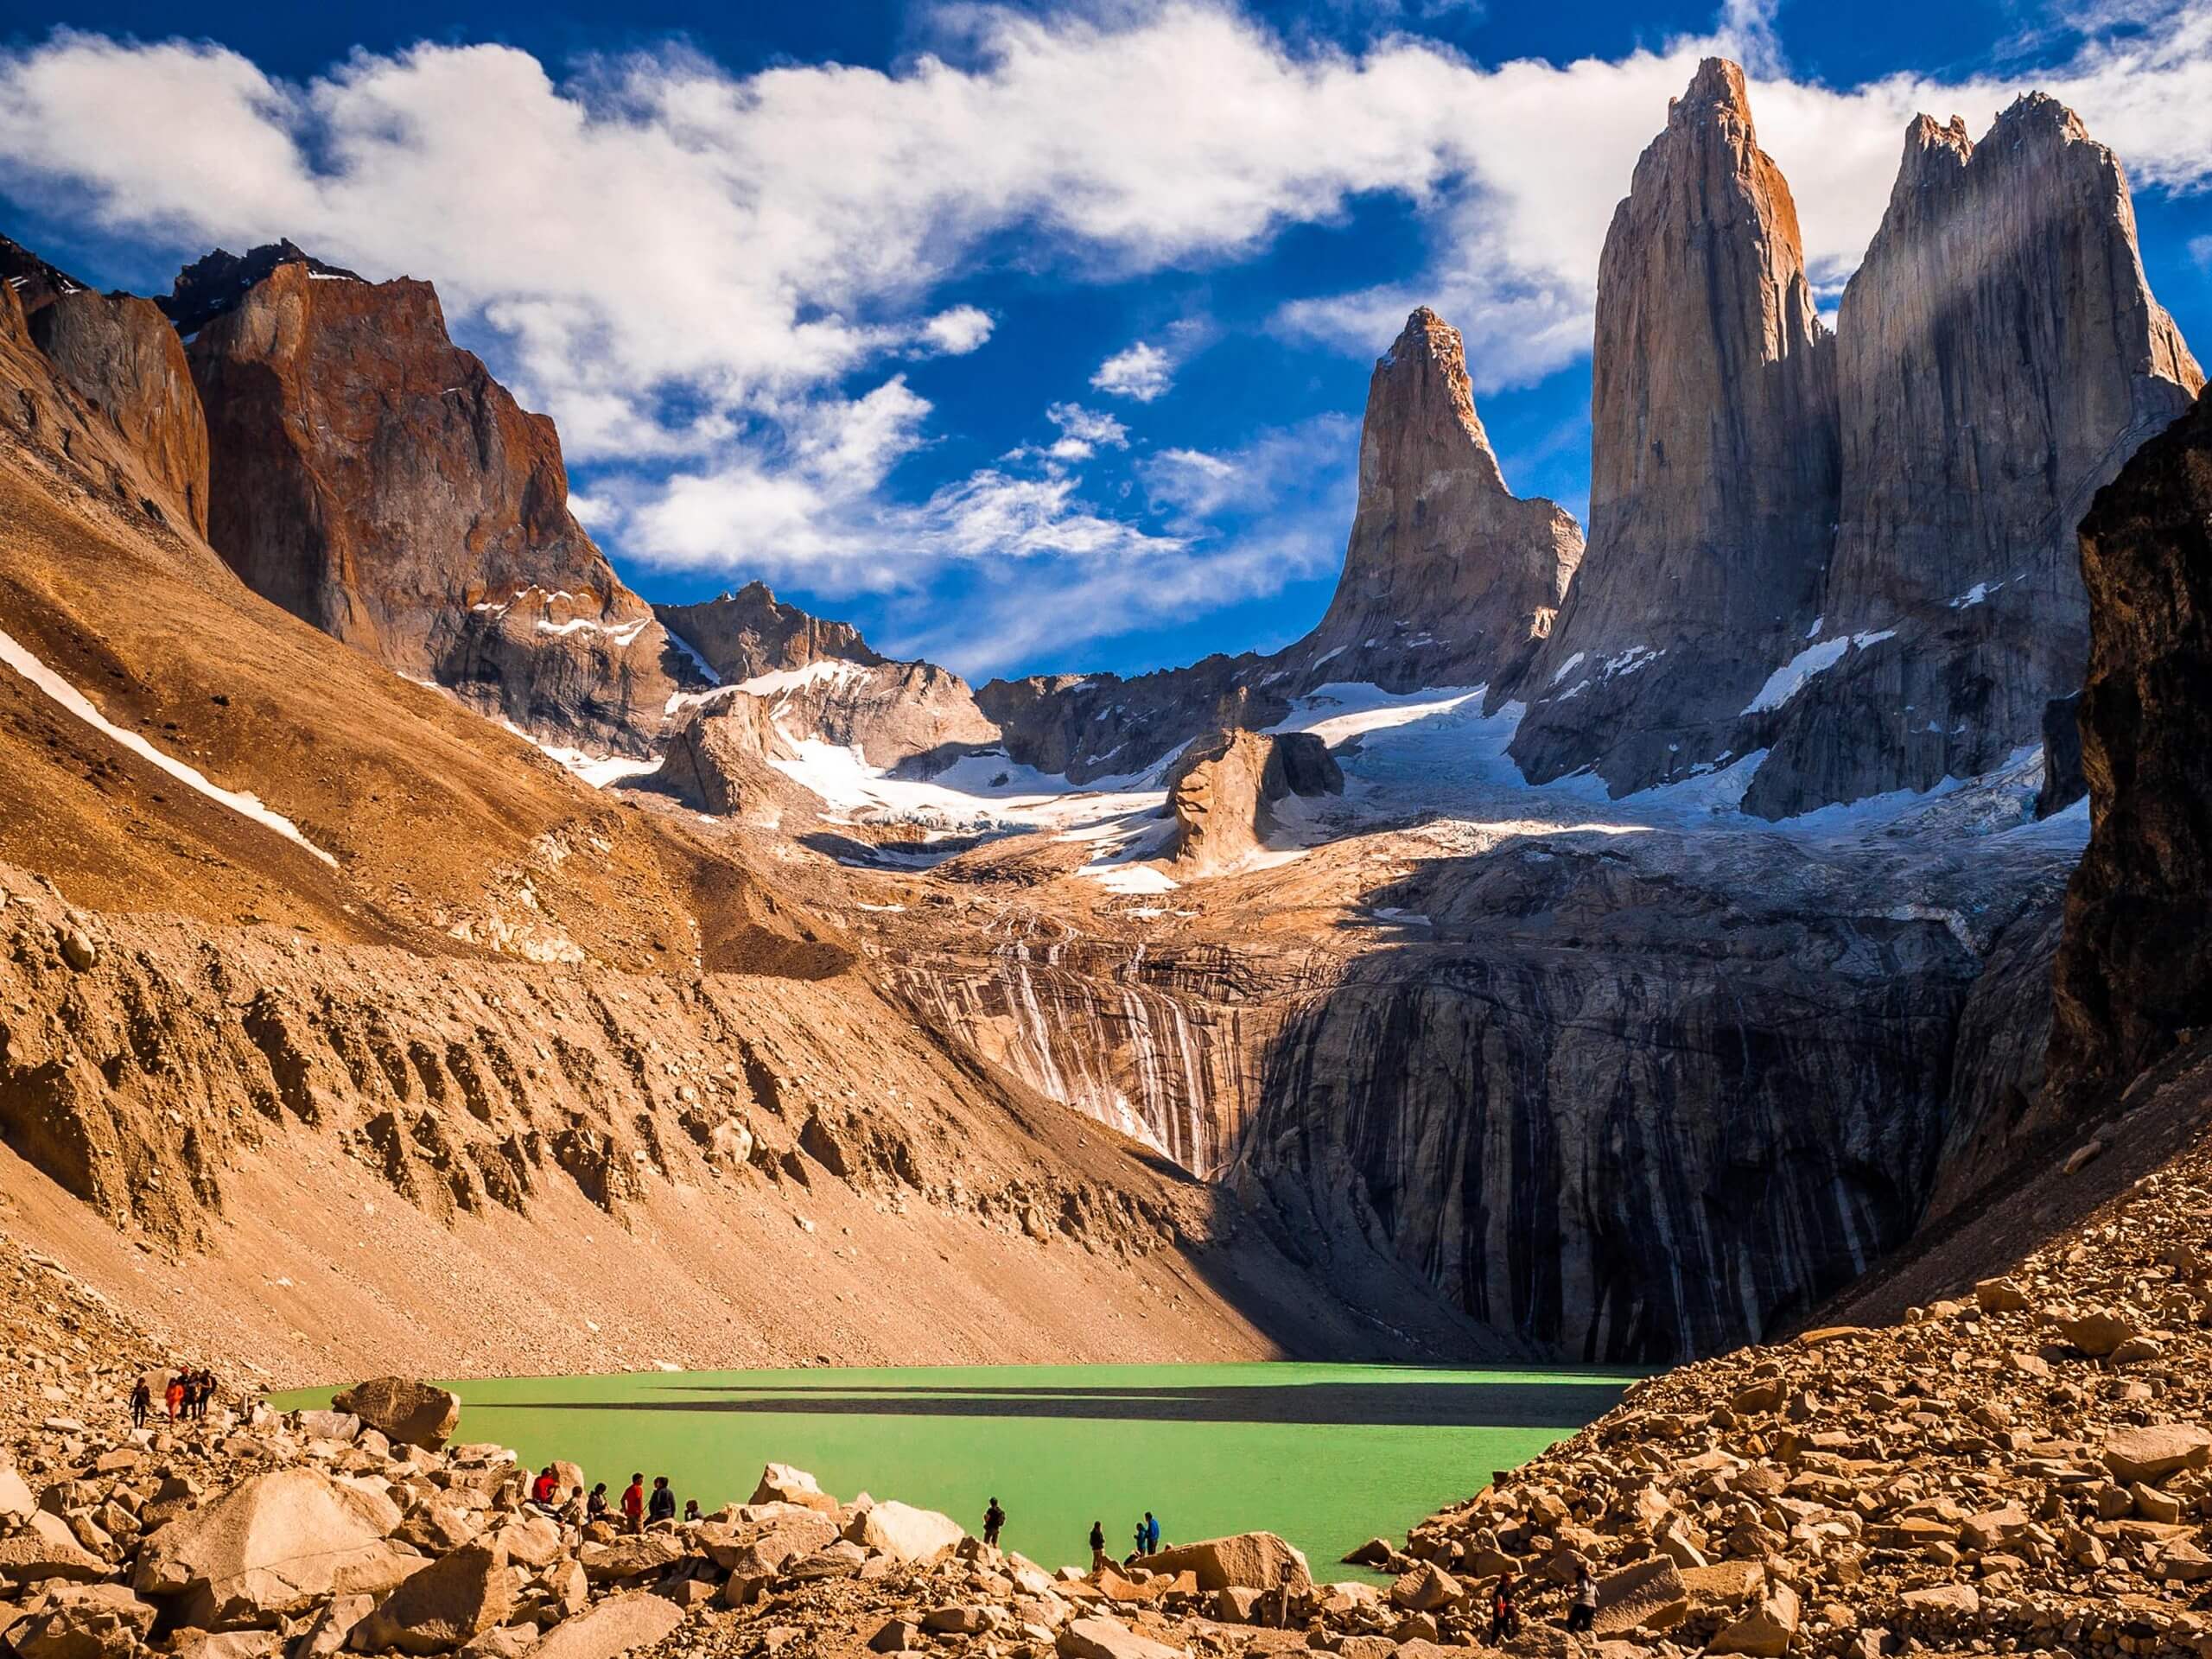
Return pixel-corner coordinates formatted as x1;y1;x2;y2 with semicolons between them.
1549;652;1586;686
1743;630;1897;715
0;627;339;867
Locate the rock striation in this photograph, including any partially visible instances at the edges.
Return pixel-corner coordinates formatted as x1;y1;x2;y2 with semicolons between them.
1511;58;1838;795
2048;385;2212;1110
1297;308;1581;693
1742;97;2203;819
182;253;698;755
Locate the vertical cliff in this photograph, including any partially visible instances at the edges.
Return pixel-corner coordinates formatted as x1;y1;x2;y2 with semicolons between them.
185;251;697;755
1301;308;1582;693
2048;385;2212;1110
1741;98;2202;819
1510;58;1838;792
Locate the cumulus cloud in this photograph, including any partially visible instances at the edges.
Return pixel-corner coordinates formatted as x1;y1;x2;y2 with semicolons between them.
918;304;995;354
1090;340;1175;402
1044;402;1130;460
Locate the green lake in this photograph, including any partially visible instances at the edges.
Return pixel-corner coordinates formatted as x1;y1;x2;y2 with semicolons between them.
274;1363;1630;1579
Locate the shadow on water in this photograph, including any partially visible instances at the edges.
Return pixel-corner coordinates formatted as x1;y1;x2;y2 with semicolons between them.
468;1379;1629;1429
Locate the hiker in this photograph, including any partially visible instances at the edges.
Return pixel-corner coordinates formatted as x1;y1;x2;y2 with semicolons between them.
564;1487;589;1530
1144;1511;1160;1554
1089;1521;1107;1572
196;1371;216;1421
129;1377;150;1427
982;1497;1005;1548
1131;1519;1147;1560
530;1465;561;1506
647;1476;677;1526
587;1483;609;1522
1566;1564;1598;1634
164;1374;185;1421
683;1499;701;1523
622;1473;645;1534
1489;1571;1521;1643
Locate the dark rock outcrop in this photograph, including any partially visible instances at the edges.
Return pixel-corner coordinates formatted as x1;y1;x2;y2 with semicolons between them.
157;238;365;336
2048;385;2212;1109
184;257;696;754
2035;693;2086;819
1162;729;1342;875
1741;98;2202;820
1510;59;1838;794
0;231;90;316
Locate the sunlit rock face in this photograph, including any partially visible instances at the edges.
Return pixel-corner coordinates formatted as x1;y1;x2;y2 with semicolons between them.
1740;96;2202;821
1510;58;1839;798
185;251;696;755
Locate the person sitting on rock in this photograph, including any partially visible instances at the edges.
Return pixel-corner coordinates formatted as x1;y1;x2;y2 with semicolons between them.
588;1482;609;1522
530;1465;561;1506
647;1475;677;1526
564;1487;589;1530
129;1377;150;1427
1566;1565;1598;1633
622;1473;645;1534
683;1498;701;1522
983;1497;1005;1548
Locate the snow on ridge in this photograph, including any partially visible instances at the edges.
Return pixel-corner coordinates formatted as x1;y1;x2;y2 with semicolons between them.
660;626;721;687
0;626;339;868
736;658;873;698
1549;651;1586;686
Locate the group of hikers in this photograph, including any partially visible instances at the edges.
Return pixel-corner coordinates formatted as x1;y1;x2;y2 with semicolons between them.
128;1369;218;1426
1085;1510;1161;1568
1480;1565;1599;1641
527;1467;704;1532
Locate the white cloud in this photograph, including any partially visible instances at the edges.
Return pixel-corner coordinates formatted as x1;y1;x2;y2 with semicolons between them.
918;304;995;354
1044;402;1131;459
2191;232;2212;271
1090;340;1175;402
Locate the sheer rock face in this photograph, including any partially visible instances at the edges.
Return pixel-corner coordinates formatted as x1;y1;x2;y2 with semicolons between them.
19;288;209;537
1510;58;1838;794
1300;308;1581;693
1742;99;2204;820
186;258;695;754
2048;386;2212;1110
1163;729;1342;876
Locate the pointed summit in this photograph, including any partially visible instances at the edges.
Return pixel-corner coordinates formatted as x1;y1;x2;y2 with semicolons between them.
1296;307;1581;694
1510;56;1839;793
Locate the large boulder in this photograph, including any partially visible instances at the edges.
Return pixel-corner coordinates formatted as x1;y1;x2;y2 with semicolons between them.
332;1380;461;1451
0;1516;113;1586
1708;1584;1800;1657
2104;1424;2212;1484
1592;1556;1688;1635
10;1583;159;1659
1135;1533;1311;1594
350;1542;511;1655
529;1595;683;1659
750;1465;836;1514
1163;730;1342;876
700;1511;838;1577
577;1534;686;1584
1;1457;39;1520
1054;1617;1185;1659
134;1467;416;1628
854;1502;964;1563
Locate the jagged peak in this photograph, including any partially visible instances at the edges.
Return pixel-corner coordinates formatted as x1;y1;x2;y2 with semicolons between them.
159;238;369;335
1989;89;2091;149
1370;306;1506;494
1668;57;1752;131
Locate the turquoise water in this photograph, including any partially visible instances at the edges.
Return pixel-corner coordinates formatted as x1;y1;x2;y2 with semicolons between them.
275;1363;1629;1579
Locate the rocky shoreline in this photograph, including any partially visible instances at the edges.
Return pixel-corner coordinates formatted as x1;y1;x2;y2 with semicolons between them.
12;1093;2212;1659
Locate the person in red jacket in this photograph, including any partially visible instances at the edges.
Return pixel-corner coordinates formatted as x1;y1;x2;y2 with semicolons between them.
621;1473;645;1534
531;1466;560;1506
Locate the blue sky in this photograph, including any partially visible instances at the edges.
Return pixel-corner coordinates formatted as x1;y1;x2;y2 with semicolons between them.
2;0;2208;683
